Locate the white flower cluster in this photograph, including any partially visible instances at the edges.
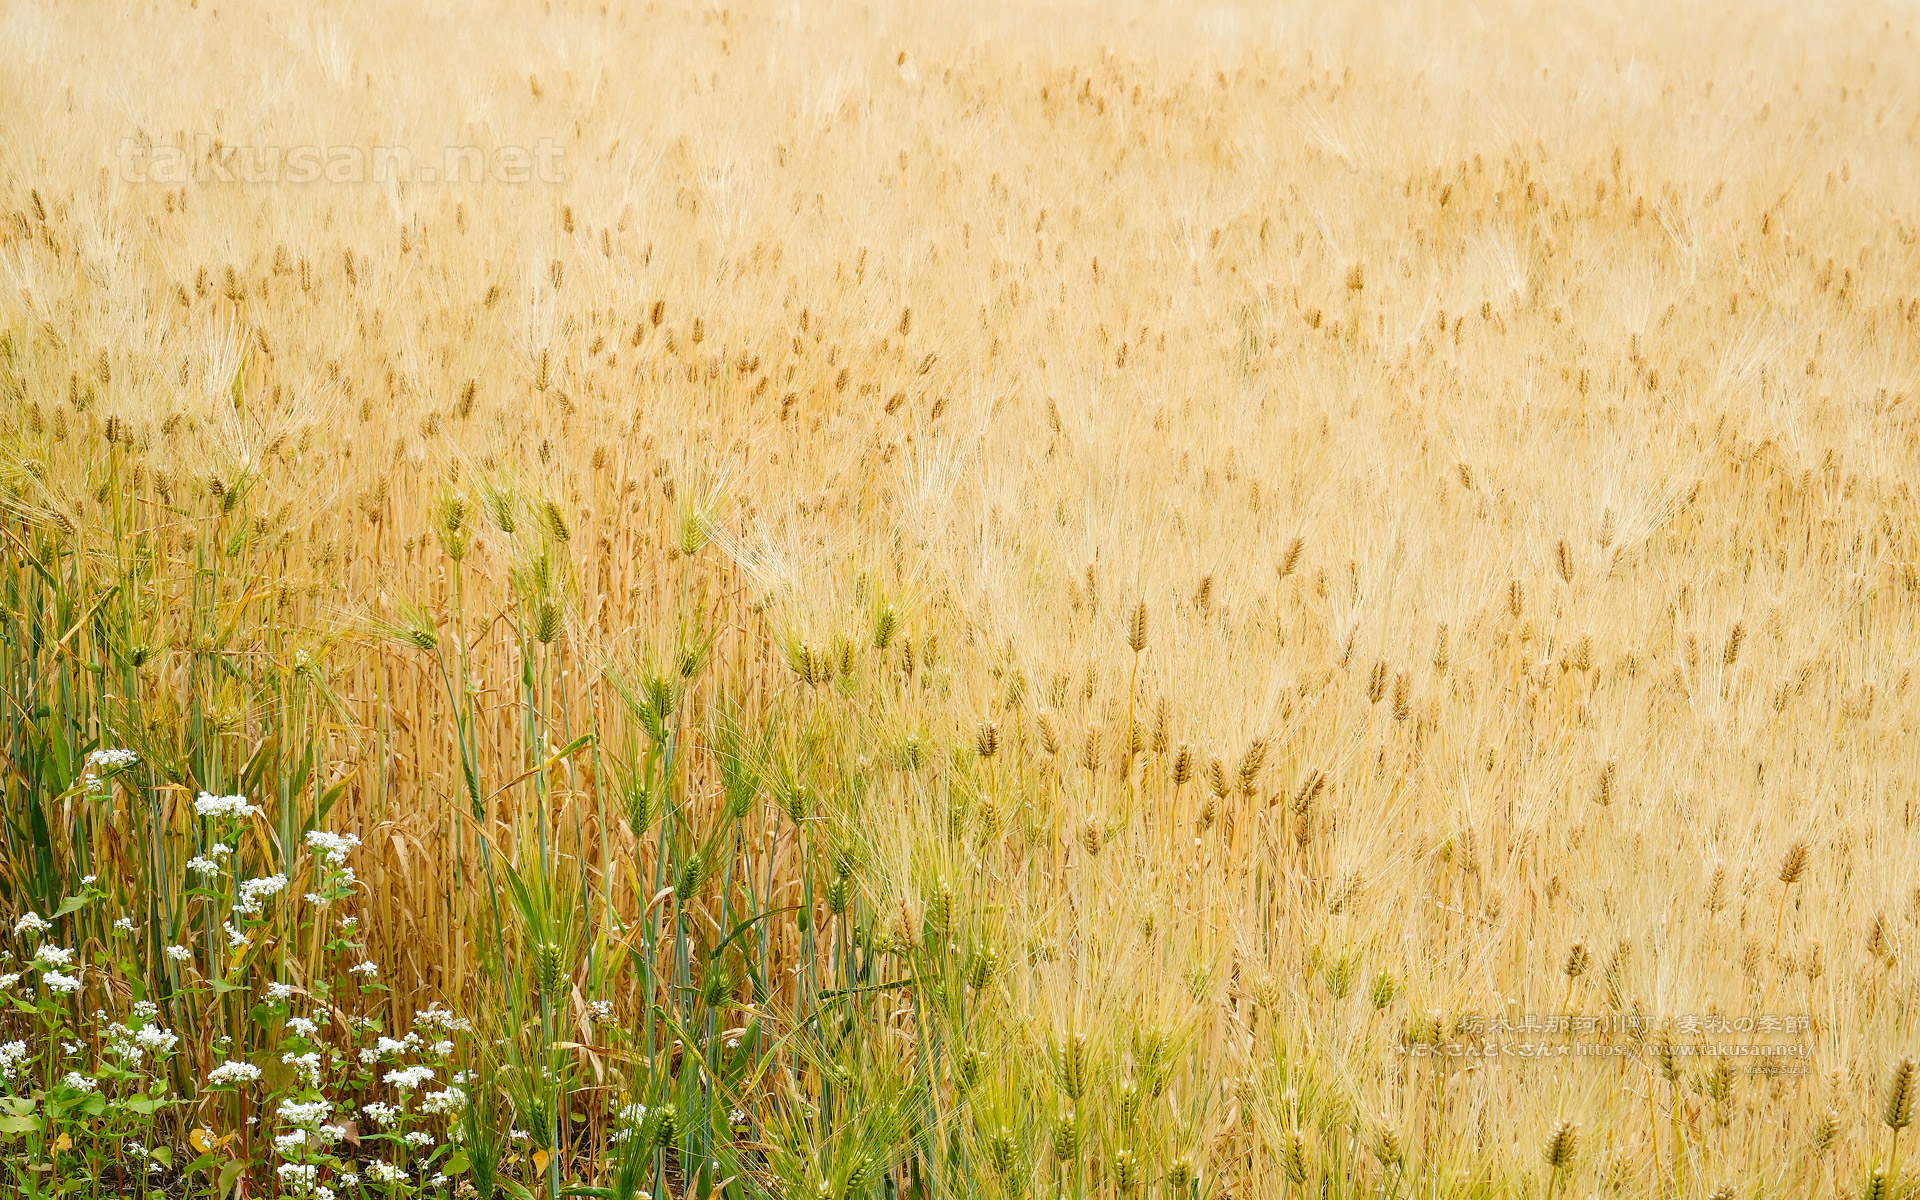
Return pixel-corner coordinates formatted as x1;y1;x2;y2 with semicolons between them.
287;1016;319;1039
13;912;51;936
267;982;296;1001
0;1041;27;1080
105;1020;180;1063
207;1060;263;1085
165;944;192;962
282;1050;323;1088
367;1163;406;1184
195;792;260;820
80;749;139;793
420;1086;467;1116
33;945;75;968
62;1071;96;1092
305;829;362;867
384;1064;435;1090
361;1101;399;1127
43;970;82;994
187;847;230;877
414;1004;472;1033
277;1163;319;1193
234;874;288;916
278;1097;334;1128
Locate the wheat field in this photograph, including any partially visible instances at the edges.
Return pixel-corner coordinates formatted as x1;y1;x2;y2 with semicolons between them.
4;0;1920;1196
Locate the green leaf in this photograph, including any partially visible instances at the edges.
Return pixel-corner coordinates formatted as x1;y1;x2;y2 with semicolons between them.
52;893;88;919
2;1096;36;1116
80;1092;107;1116
443;1150;471;1175
498;1178;538;1200
217;1159;246;1200
0;1113;38;1134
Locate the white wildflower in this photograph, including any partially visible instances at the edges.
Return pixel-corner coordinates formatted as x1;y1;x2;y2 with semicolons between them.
278;1098;333;1127
194;793;258;820
305;830;362;866
207;1060;263;1085
385;1064;434;1090
361;1102;399;1126
421;1086;466;1115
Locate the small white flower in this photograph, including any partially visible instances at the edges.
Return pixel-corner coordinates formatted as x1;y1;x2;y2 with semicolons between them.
234;874;288;916
384;1064;434;1090
165;944;192;962
350;960;379;978
13;912;50;936
361;1101;399;1127
305;830;362;866
278;1098;333;1128
287;1016;318;1039
414;1004;471;1032
431;1039;454;1057
282;1050;323;1087
405;1131;435;1147
186;856;223;878
33;945;75;968
225;921;250;949
90;749;139;769
277;1162;318;1192
80;875;97;886
194;793;259;820
42;970;82;993
338;1174;361;1188
113;917;134;934
368;1163;406;1184
207;1060;263;1085
0;974;18;989
135;1026;180;1055
421;1086;467;1115
62;1071;96;1091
